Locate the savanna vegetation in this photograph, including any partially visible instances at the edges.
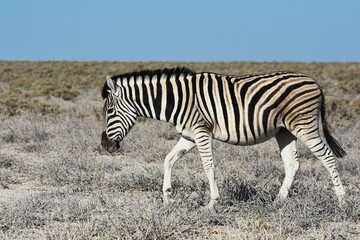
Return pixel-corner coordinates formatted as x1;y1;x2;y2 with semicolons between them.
0;61;359;239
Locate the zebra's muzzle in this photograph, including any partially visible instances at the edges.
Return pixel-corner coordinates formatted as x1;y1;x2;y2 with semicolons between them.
101;131;121;153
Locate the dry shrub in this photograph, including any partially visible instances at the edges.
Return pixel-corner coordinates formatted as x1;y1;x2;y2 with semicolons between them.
38;152;108;192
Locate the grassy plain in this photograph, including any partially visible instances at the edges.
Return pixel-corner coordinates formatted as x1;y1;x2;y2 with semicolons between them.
0;61;359;239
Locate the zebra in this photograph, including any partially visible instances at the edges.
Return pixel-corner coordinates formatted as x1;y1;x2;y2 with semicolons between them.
101;67;346;209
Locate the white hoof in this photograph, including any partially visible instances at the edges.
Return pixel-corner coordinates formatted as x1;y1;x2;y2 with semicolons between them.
206;198;218;211
337;195;346;209
163;198;175;207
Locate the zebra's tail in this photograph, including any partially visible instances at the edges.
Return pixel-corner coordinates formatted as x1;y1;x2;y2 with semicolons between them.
320;90;347;158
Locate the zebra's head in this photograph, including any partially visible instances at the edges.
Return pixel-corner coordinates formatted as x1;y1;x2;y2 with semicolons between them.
101;75;137;153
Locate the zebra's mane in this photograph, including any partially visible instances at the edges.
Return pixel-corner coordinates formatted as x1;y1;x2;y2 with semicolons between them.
102;67;194;99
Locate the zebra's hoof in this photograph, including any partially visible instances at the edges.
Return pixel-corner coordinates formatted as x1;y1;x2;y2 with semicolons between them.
163;198;175;207
338;196;348;210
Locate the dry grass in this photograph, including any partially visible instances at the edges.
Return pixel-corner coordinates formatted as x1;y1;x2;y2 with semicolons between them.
0;61;359;239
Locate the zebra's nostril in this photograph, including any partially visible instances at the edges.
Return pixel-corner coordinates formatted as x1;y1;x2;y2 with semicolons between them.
101;131;121;153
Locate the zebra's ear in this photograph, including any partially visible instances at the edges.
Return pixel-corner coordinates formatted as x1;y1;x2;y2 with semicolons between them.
106;75;117;93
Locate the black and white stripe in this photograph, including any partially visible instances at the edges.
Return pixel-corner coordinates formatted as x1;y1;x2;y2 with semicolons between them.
101;67;346;208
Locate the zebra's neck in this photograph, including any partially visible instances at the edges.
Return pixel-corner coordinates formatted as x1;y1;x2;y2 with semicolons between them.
115;67;195;125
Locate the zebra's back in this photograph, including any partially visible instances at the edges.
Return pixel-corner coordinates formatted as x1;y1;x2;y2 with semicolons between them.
193;71;321;145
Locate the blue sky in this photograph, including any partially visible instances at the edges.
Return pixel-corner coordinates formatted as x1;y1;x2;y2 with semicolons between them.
1;1;359;62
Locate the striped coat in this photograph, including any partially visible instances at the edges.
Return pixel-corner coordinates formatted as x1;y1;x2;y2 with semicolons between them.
101;67;346;209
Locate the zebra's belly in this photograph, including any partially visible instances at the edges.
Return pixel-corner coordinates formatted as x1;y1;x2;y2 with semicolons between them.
213;127;281;146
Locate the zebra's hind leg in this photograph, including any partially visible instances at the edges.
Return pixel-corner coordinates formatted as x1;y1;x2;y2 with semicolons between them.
295;130;346;208
275;128;299;200
163;137;195;206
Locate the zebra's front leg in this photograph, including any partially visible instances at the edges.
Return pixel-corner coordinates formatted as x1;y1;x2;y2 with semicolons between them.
194;129;219;210
163;137;196;206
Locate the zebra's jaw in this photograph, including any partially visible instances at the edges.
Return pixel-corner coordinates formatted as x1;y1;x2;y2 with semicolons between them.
101;131;121;153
